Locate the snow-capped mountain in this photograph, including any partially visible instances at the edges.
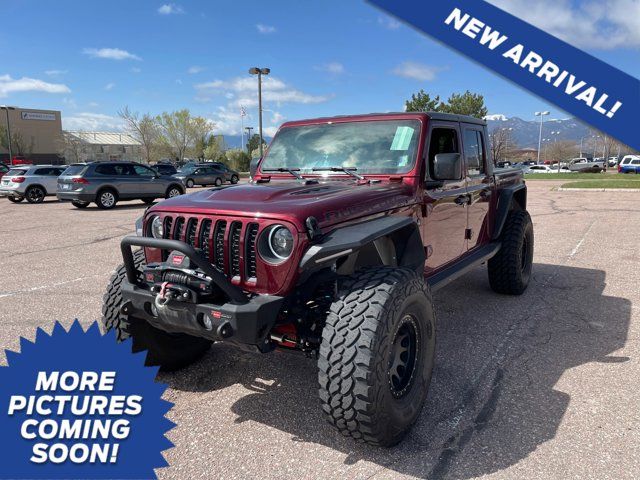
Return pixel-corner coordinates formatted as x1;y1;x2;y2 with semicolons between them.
484;115;592;148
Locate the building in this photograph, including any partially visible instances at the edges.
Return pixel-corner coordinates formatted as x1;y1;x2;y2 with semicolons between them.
62;131;142;163
0;106;63;164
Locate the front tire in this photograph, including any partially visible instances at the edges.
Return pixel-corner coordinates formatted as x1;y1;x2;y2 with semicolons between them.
165;185;183;198
26;186;46;204
231;175;239;184
8;196;24;203
488;209;534;295
101;249;212;371
318;267;436;447
186;179;195;188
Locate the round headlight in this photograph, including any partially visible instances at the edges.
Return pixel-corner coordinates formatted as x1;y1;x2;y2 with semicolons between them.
259;225;294;263
270;226;294;259
151;216;163;238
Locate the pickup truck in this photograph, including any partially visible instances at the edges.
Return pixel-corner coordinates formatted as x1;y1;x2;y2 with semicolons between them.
102;112;533;446
567;157;605;172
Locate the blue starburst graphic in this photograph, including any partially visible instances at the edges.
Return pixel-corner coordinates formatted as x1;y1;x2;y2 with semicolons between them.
0;320;174;479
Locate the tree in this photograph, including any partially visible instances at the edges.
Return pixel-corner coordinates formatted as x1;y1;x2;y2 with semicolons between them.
118;106;159;164
203;136;225;162
405;89;488;119
489;127;516;163
548;140;579;168
246;134;266;156
404;90;442;112
156;109;214;161
57;131;85;164
225;149;251;172
0;125;35;156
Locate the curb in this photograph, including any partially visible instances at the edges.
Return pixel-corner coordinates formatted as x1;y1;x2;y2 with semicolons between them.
557;188;640;192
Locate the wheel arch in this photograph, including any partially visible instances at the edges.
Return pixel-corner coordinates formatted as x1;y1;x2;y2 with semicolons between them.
492;184;527;241
26;183;48;195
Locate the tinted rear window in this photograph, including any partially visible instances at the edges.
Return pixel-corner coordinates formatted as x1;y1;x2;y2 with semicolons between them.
7;169;27;176
62;165;89;175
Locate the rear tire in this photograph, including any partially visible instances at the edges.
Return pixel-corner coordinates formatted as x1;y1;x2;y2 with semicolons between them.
231;175;239;184
26;186;46;204
8;196;24;203
214;177;222;187
488;209;534;295
318;267;436;447
96;189;118;209
186;179;195;188
71;200;89;209
101;249;212;371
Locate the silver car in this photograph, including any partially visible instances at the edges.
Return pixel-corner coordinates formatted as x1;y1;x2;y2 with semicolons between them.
0;164;67;203
57;161;185;209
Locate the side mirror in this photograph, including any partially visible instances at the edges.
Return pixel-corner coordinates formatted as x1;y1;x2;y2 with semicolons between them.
433;153;462;181
249;157;261;178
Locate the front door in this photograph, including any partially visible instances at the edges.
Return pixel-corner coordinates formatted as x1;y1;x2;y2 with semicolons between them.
462;126;493;250
422;125;469;274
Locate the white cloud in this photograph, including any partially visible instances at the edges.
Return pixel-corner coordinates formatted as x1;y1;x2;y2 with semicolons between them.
272;112;285;124
83;48;141;61
488;0;640;49
187;66;204;74
62;113;124;131
0;74;70;97
314;62;345;74
378;16;401;30
392;62;447;81
45;69;67;77
256;24;276;34
158;3;184;15
104;82;115;91
484;114;509;121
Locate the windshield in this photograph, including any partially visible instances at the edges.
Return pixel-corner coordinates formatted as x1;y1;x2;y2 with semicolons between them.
261;120;421;175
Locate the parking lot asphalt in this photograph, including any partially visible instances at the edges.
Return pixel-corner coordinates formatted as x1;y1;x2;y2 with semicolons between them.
0;181;638;480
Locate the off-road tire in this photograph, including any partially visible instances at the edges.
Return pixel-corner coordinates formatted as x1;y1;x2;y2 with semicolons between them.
101;249;212;371
488;209;534;295
185;179;195;188
96;188;118;209
72;200;90;209
318;267;436;447
26;185;46;204
8;196;24;203
231;175;239;184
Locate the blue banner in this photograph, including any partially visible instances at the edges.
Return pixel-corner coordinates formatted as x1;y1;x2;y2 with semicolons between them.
368;0;640;150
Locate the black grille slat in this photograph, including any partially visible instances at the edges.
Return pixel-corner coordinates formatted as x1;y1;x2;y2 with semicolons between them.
186;218;198;246
173;217;185;241
162;217;173;239
229;222;242;277
213;220;227;271
245;224;259;279
199;219;212;261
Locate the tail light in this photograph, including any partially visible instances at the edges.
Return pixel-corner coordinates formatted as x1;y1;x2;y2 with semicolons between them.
11;176;25;183
72;178;90;184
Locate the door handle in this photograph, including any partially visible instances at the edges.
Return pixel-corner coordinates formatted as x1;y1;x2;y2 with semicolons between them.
454;194;470;206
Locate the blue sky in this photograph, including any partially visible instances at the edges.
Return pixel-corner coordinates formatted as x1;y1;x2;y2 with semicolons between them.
1;0;638;139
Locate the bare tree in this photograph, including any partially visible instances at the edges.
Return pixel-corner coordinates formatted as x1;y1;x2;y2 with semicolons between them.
489;127;515;163
548;140;579;170
119;106;159;164
57;132;85;164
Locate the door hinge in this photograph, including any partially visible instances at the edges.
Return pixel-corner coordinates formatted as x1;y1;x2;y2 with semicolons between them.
465;228;473;240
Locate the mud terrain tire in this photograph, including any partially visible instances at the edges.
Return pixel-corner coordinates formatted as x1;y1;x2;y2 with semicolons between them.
318;267;436;447
488;209;534;295
101;249;212;371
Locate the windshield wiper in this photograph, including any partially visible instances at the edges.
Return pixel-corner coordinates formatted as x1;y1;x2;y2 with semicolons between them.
263;168;305;181
312;166;366;181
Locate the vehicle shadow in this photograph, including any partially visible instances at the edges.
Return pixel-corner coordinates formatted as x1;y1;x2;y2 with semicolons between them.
161;263;631;479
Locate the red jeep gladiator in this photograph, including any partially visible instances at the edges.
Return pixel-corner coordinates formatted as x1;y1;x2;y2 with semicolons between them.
103;112;533;446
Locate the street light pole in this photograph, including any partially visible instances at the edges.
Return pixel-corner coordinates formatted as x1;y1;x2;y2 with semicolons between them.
248;67;270;158
0;105;15;166
535;111;550;164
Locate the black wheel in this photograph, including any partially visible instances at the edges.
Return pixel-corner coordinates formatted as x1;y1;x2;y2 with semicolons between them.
214;177;222;187
318;267;436;447
165;185;183;198
143;198;155;205
25;186;46;204
96;189;118;209
71;200;90;209
231;175;239;184
101;249;212;371
8;196;24;203
488;209;534;295
186;179;195;188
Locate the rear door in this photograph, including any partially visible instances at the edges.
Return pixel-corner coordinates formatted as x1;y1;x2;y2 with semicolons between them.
421;123;469;274
32;167;59;194
131;164;160;196
462;126;493;250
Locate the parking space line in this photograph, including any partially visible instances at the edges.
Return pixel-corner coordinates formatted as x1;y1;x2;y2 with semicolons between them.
0;275;105;299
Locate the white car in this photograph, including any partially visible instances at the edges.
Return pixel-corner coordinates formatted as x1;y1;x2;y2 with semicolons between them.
0;165;67;203
525;165;554;173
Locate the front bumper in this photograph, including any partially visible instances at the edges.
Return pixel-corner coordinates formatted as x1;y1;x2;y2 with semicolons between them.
119;236;284;347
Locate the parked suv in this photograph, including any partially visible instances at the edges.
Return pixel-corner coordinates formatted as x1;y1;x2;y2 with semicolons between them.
57;161;185;209
0;165;67;203
208;162;240;184
173;164;228;188
103;112;533;446
618;155;640;174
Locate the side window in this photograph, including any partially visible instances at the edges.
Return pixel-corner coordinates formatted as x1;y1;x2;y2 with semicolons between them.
631;159;640;165
133;164;155;176
35;168;53;175
427;128;459;179
464;129;485;176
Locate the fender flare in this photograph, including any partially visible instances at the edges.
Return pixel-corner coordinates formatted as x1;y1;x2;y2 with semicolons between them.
492;184;527;240
299;216;425;273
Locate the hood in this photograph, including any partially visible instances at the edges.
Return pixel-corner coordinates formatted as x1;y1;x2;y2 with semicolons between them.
150;179;417;230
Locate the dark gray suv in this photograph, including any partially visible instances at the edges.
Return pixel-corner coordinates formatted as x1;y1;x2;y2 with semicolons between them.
57;161;185;209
